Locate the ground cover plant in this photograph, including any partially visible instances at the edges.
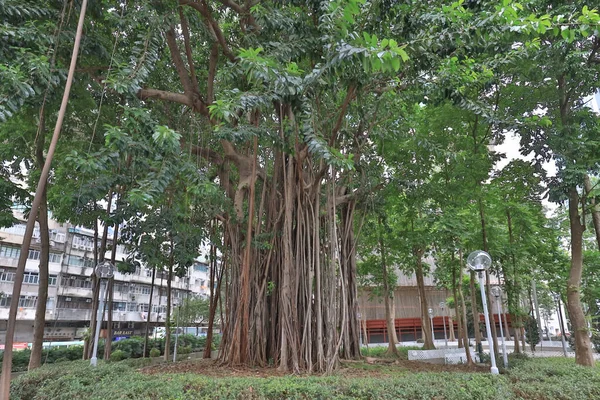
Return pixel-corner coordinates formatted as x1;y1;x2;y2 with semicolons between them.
10;356;600;400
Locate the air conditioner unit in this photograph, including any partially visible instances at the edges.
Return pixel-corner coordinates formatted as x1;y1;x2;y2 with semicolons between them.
65;297;72;302
85;299;92;303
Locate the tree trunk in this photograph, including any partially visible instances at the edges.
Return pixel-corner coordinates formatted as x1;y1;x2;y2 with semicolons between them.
204;228;224;359
378;218;399;355
566;187;595;366
469;271;482;349
415;250;434;350
506;209;520;353
28;117;50;371
164;243;174;361
451;253;462;346
458;248;473;364
479;199;499;359
28;189;50;370
143;265;156;357
87;190;113;359
103;217;119;360
584;175;600;251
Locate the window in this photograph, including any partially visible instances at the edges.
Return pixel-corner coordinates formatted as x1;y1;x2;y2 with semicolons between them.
200;280;206;287
60;274;92;289
50;231;66;243
0;245;20;259
112;302;127;311
0;270;16;283
46;297;55;309
57;296;93;309
67;255;94;268
18;295;37;308
48;275;57;286
134;265;141;275
23;272;39;284
0;295;11;307
49;253;61;263
127;302;138;312
142;286;151;295
145;269;153;277
139;303;149;312
28;249;40;260
193;263;208;273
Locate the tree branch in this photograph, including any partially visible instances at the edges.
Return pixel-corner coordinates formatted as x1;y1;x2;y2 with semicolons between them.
181;0;237;62
178;7;200;92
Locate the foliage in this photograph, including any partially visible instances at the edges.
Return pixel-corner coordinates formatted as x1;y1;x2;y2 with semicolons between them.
524;316;541;351
149;348;160;358
10;357;600;400
109;350;126;362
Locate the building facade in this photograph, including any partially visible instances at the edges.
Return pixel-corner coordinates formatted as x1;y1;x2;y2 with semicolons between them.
0;210;212;344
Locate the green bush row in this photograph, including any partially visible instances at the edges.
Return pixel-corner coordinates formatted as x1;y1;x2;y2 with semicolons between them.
10;357;600;400
0;334;221;372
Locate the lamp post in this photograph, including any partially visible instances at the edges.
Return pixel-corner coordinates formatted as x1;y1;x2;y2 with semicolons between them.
428;307;434;345
553;293;568;357
467;250;498;375
439;302;448;348
491;286;508;368
91;261;115;367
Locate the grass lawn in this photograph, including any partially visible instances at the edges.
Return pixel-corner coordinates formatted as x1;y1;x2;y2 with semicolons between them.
10;355;600;399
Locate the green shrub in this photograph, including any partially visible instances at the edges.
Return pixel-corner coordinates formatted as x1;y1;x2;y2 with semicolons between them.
178;345;192;355
149;348;160;357
110;350;127;362
10;356;600;400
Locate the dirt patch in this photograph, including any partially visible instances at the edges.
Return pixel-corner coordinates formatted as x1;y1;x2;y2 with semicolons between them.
139;357;489;378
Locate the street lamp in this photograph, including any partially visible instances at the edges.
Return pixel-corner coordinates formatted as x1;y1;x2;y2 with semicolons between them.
428;307;434;345
491;286;508;368
467;250;498;375
553;293;568;357
90;261;115;367
439;301;448;348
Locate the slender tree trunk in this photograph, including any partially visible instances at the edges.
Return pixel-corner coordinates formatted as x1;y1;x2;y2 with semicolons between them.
566;187;595;366
28;118;50;371
143;265;156;357
458;248;473;364
87;190;113;359
479;199;499;358
204;230;224;359
451;253;462;347
377;218;398;355
103;214;119;360
164;241;174;361
28;189;50;370
415;249;434;350
469;271;482;350
584;175;600;251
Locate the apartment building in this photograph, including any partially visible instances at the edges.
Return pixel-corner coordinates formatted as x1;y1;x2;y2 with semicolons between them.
0;209;212;344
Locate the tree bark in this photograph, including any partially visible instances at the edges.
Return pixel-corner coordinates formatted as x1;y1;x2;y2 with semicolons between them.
415;249;434;350
469;271;482;350
566;187;595;366
458;248;473;364
103;211;120;360
28;113;50;371
164;241;174;361
584;175;600;251
143;265;156;357
28;188;50;370
377;218;399;355
479;199;499;359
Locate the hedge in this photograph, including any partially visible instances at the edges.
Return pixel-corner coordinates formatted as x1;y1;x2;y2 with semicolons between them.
9;356;600;400
0;334;221;372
